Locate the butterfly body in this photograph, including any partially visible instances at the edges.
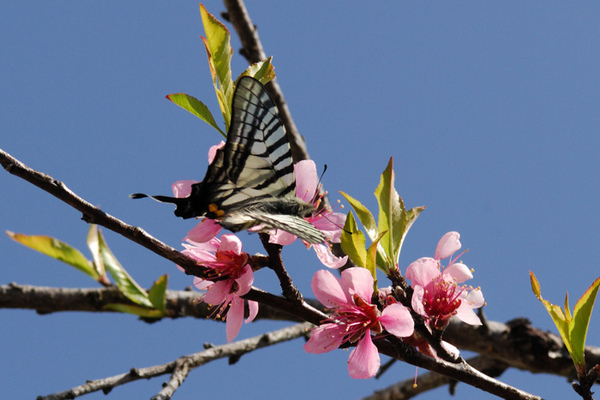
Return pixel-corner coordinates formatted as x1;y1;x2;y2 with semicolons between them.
133;77;325;244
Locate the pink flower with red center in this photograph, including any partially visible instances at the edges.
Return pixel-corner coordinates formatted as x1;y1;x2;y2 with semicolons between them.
181;233;258;342
304;267;414;379
405;231;484;330
270;160;348;269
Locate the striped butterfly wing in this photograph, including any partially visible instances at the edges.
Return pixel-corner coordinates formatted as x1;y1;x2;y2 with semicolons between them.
201;77;325;243
132;77;325;244
203;77;295;208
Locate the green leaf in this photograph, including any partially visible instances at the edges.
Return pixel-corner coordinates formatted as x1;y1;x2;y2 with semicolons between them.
374;158;403;268
340;211;367;267
104;303;165;318
148;274;169;313
166;93;226;137
570;276;600;367
200;4;234;130
366;231;387;282
6;230;100;280
530;271;582;368
240;57;275;85
88;226;152;308
339;191;378;241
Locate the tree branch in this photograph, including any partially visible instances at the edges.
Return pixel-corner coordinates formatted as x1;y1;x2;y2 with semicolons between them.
37;322;312;400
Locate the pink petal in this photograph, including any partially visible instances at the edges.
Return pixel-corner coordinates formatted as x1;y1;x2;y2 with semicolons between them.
348;332;379;379
192;277;212;291
208;141;225;164
203;280;232;305
313;243;348;269
405;257;439;286
269;229;297;246
434;231;461;260
455;302;482;325
186;219;221;243
379;303;415;338
311;270;348;307
235;265;254;296
342;267;374;301
311;212;346;243
444;262;473;283
410;285;428;319
462;288;485;309
171;180;197;198
304;323;346;354
246;300;259;323
226;296;244;342
219;234;243;254
294;160;318;202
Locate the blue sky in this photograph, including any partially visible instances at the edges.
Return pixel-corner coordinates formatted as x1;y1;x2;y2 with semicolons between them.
2;2;600;399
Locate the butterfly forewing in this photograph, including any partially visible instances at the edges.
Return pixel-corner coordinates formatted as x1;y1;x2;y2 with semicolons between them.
133;76;325;244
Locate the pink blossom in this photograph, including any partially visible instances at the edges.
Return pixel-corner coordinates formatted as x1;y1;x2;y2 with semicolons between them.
304;268;414;379
406;231;484;330
182;234;258;342
270;160;348;268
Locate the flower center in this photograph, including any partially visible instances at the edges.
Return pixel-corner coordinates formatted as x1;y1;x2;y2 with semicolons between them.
422;276;464;324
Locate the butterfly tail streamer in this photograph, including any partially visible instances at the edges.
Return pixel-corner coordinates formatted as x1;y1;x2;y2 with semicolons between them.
130;193;199;219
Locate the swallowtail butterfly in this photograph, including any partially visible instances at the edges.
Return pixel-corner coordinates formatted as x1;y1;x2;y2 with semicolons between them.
132;77;325;244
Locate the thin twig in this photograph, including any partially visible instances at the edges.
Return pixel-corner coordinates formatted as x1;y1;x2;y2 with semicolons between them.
37;322;313;400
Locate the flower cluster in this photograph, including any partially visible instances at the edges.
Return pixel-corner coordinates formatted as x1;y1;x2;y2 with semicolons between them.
181;234;258;342
406;231;485;330
304;267;414;379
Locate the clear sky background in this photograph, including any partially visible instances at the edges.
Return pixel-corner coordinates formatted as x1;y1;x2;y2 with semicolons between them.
2;2;600;399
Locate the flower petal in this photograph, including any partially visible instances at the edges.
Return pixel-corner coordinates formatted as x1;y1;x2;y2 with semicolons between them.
226;296;244;342
235;265;254;296
311;270;348;307
434;231;461;260
405;257;439;286
246;300;259;323
269;229;297;246
186;219;221;243
203;280;232;305
171;180;198;198
313;243;348;269
341;267;373;301
444;262;473;283
304;323;346;354
294;160;318;203
348;332;379;379
379;303;415;338
208;141;225;164
455;302;483;325
410;285;428;318
219;234;243;254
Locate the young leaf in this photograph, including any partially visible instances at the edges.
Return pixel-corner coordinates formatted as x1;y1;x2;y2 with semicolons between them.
339;191;378;241
374;158;403;268
200;4;234;129
6;231;100;280
366;231;388;279
165;93;226;137
240;57;275;85
570;276;600;369
148;274;169;313
340;211;367;267
88;226;152;308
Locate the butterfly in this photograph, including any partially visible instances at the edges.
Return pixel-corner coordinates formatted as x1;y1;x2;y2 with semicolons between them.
132;76;325;244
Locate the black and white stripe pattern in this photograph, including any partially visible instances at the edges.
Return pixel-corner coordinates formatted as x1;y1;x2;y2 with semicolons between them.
132;77;325;244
